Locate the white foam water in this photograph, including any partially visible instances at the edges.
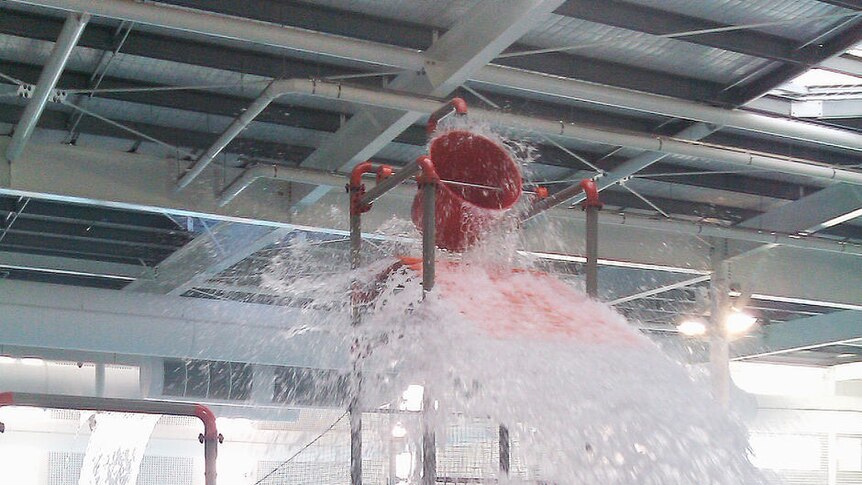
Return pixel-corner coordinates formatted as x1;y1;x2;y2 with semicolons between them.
77;412;160;485
258;120;772;484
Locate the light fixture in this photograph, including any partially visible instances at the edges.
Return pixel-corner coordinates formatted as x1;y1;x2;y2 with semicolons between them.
20;357;45;366
0;356;16;365
400;385;424;412
725;310;757;335
392;422;407;438
676;319;707;337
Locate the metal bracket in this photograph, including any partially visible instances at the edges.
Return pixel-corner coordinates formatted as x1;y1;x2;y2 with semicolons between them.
16;84;33;99
49;89;68;103
13;85;67;103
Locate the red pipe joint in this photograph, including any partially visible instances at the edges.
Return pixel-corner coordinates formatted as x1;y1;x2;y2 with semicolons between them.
376;165;393;183
194;404;221;442
347;162;394;215
415;156;439;185
579;179;602;209
0;392;13;406
534;186;549;200
426;97;468;135
347;161;375;215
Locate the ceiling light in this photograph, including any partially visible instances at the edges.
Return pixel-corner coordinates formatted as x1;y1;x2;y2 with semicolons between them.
676;319;707;337
392;422;407;438
0;356;16;364
725;310;757;336
20;357;45;366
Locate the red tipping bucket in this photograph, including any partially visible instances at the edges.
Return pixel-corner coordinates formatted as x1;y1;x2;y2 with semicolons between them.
412;130;522;251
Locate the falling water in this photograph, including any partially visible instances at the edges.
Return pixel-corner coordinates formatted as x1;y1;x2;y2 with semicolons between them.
77;412;160;485
257;118;773;484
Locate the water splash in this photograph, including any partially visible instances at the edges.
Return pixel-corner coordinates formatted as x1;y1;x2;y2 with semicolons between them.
256;121;771;484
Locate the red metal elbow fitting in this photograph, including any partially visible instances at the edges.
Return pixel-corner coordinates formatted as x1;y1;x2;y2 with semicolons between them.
579;179;603;209
426;98;468;134
450;97;468;115
0;392;14;406
349;161;374;189
194;404;220;441
376;165;393;183
348;161;376;215
415;156;439;185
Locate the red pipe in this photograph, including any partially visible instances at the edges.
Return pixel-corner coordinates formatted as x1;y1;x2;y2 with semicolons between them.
348;161;376;215
579;179;602;209
426;97;468;134
0;392;221;485
194;404;219;441
349;161;375;189
376;165;394;183
415;155;439;184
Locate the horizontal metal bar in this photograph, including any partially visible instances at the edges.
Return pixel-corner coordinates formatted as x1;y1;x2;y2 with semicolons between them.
359;160;422;207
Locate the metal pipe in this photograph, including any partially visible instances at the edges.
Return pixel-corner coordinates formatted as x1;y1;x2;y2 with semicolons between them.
12;0;862;154
584;205;599;298
708;244;731;409
194;79;862;200
426;97;467;134
348;213;362;485
0;392;220;485
5;12;89;162
359;157;424;208
94;363;106;397
347;162;365;485
499;425;510;477
421;392;436;485
214;162;862;256
421;181;436;293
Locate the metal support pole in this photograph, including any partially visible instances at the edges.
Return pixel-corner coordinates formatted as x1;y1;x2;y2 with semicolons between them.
584;204;599;298
349;211;363;485
94;363;106;397
6;12;89;162
421;181;436;294
421;393;436;485
419;172;437;485
359;159;421;208
709;240;731;409
499;424;511;477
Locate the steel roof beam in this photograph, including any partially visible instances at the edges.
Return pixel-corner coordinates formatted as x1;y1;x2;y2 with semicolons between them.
8;0;862;154
293;0;566;193
124;223;292;295
720;16;862;103
0;278;344;368
815;0;862;10
5;12;87;162
0;250;148;280
732;310;862;360
555;0;798;63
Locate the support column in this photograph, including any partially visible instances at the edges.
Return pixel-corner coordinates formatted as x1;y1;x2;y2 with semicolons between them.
6;12;89;162
349;211;363;485
584;204;599;298
420;177;437;485
421;392;436;485
94;363;106;398
499;424;511;478
709;239;731;408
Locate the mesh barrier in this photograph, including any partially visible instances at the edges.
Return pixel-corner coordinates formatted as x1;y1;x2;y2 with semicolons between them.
437;416;499;483
255;410;351;485
47;453;194;485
